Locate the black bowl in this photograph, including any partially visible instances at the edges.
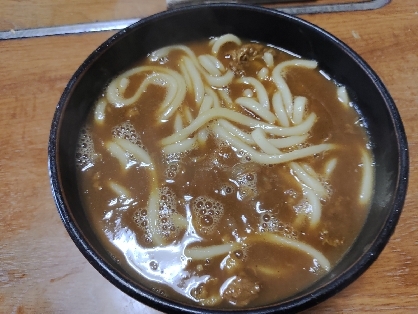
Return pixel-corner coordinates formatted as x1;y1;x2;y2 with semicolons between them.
48;4;408;313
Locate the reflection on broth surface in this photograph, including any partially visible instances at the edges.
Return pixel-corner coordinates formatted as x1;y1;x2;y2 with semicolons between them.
76;34;374;308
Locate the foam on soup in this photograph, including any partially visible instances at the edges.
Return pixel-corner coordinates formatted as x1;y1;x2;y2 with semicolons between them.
75;34;374;308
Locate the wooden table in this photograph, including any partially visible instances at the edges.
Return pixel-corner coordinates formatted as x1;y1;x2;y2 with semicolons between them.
0;0;417;312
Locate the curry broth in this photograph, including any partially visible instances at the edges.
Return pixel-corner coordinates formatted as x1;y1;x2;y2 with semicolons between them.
76;38;372;308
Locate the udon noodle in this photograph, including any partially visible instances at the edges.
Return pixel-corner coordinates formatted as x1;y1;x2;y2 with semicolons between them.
76;34;374;308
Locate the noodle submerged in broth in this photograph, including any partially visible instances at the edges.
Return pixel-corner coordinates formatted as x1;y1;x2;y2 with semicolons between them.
76;34;374;308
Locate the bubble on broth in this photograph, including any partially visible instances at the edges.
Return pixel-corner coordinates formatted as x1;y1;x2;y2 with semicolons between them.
165;162;181;180
112;121;144;148
236;149;252;163
151;286;167;297
220;247;249;274
149;260;159;271
75;127;97;171
258;211;299;240
164;152;188;180
236;171;258;201
192;196;224;235
220;184;235;196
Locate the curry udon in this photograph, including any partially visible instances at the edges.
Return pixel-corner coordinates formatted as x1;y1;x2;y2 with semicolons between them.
75;34;374;308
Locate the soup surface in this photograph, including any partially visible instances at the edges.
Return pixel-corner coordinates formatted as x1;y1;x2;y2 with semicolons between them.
76;34;374;308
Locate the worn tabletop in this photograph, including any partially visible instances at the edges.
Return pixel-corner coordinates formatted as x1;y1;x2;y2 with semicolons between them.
0;0;417;313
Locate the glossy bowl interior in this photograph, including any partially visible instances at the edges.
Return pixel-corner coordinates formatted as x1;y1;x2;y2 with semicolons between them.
48;4;408;313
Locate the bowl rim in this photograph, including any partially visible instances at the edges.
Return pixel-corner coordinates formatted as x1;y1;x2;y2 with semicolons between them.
48;3;409;313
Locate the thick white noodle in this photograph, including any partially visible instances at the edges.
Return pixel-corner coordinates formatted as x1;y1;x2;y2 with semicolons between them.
115;138;153;167
198;54;222;76
195;94;214;144
185;242;240;260
217;89;234;108
238;77;270;109
198;95;214;115
272;59;318;118
211;34;242;55
272;91;290;127
218;119;255;145
272;72;293;117
257;67;269;80
251;128;282;155
147;187;165;246
161;108;316;146
94;98;107;124
205;86;221;108
274;59;318;74
293;96;307;125
268;135;308;148
171;213;188;230
184;106;194;125
253;111;316;137
337;86;350;106
197;128;209;145
106;66;187;121
263;51;274;68
174;113;184;132
151;44;233;88
151;74;177;111
205;70;235;87
247;233;330;271
105;141;129;169
158;70;188;120
359;149;374;205
106;66;174;107
235;97;276;123
207;54;225;71
243;89;253;98
324;158;337;179
209;37;217;46
301;163;317;177
198;49;234;87
149;45;194;61
107;72;173;107
108;181;131;199
302;186;322;227
290;162;327;197
184;56;205;106
118;77;129;93
163;137;196;154
214;123;333;165
180;61;193;92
